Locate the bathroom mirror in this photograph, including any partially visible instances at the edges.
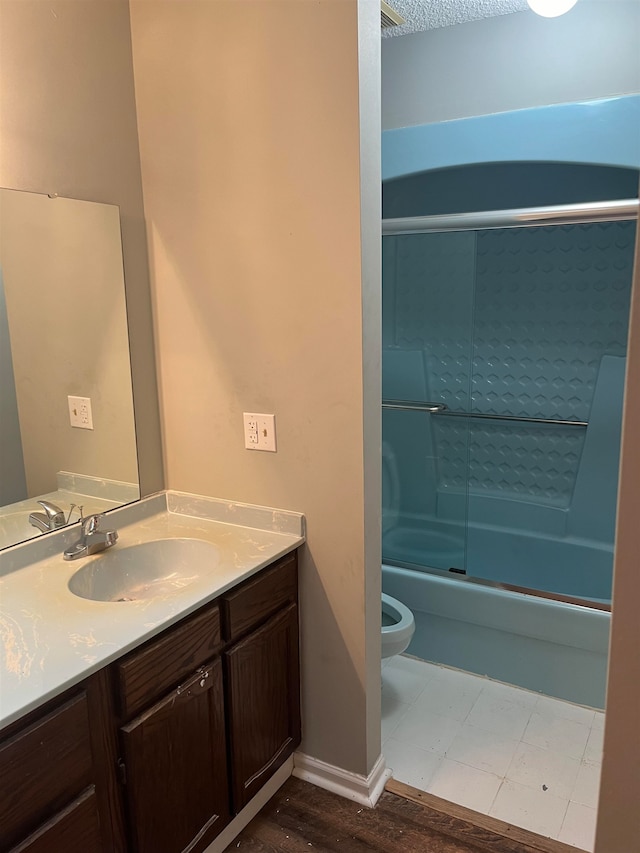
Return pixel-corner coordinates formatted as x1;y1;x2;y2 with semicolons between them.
0;188;139;549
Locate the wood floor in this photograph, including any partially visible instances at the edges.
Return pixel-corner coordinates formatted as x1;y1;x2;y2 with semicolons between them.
225;776;579;852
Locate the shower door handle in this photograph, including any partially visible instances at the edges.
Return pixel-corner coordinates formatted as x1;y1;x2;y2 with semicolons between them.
381;400;448;414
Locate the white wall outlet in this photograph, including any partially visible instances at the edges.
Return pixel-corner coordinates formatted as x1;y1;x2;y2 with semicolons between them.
243;412;277;452
243;413;259;448
68;395;94;430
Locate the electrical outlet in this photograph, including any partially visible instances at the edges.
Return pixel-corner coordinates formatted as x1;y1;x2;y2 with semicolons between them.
243;412;276;452
68;395;94;430
243;413;259;448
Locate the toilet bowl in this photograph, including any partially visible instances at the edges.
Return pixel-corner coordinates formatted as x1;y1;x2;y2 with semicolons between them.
381;592;415;659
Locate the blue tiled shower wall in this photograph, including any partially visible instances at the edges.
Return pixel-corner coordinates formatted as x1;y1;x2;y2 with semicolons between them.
382;220;637;601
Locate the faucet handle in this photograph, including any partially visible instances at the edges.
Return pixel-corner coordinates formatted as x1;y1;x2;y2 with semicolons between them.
81;513;104;535
36;500;66;530
37;500;65;521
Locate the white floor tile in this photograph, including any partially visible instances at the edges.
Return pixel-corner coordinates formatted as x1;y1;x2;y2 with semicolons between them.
382;655;434;705
583;726;604;764
446;724;519;777
392;704;462;754
571;761;602;809
522;712;591;760
413;673;483;721
427;758;502;814
381;697;411;744
393;654;437;676
465;689;534;740
380;662;602;846
490;779;569;838
505;741;580;800
384;737;444;791
533;695;596;728
558;801;597;851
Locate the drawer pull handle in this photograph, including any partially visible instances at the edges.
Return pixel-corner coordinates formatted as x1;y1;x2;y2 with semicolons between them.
176;668;210;698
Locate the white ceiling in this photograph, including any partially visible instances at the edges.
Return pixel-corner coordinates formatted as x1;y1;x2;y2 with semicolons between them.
382;0;531;38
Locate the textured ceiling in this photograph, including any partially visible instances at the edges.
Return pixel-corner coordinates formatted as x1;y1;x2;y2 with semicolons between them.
382;0;531;38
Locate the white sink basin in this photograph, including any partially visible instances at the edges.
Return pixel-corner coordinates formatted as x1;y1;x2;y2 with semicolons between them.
68;538;219;602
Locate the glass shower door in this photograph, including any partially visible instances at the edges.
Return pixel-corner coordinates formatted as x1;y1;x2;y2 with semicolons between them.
382;230;475;574
464;220;636;602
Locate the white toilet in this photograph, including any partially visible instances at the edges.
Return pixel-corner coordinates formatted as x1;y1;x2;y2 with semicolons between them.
382;592;415;658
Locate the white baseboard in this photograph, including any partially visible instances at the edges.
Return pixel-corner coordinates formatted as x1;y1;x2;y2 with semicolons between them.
202;756;293;853
293;751;391;808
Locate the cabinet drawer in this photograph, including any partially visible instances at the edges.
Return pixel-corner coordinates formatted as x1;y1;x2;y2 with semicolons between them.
8;787;102;853
0;692;93;852
116;601;221;719
222;551;297;642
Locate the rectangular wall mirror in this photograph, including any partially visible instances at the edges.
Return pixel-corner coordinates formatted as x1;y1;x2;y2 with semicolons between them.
0;188;140;550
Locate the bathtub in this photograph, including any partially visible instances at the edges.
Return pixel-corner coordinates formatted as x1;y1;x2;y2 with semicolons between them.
382;560;610;709
384;518;613;602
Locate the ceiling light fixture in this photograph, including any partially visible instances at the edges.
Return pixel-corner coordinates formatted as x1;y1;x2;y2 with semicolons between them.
527;0;579;17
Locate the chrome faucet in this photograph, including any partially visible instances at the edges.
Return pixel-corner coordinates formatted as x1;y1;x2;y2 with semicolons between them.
63;513;118;560
29;500;67;533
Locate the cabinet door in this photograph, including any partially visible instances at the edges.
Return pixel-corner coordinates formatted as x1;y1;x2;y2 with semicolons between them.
119;657;229;853
225;603;301;812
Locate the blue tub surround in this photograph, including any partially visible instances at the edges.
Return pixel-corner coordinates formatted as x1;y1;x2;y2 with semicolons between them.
382;95;640;181
382;564;609;709
380;96;638;707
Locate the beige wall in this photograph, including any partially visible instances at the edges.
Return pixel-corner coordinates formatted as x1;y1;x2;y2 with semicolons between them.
0;189;138;494
129;0;381;776
595;209;640;851
0;0;163;496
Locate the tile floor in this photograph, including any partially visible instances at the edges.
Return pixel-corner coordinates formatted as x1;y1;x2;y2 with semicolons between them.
382;655;604;851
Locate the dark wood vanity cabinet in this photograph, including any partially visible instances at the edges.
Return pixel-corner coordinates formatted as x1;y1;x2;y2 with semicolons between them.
114;601;229;853
222;552;301;812
0;671;122;853
0;549;300;853
119;657;229;853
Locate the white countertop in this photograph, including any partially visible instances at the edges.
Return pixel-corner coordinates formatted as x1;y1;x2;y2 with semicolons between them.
0;491;304;731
